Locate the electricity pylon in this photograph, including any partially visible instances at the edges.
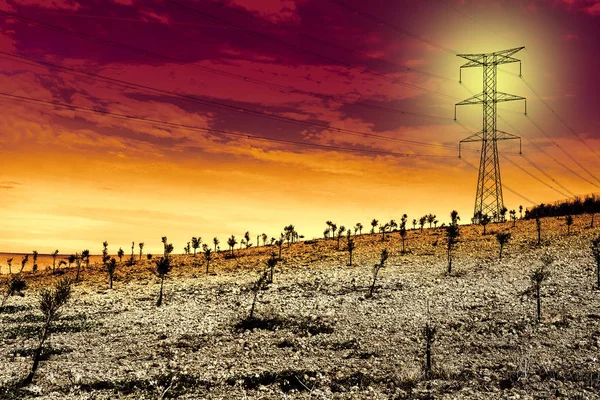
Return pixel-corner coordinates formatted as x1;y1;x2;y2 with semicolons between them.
455;47;527;223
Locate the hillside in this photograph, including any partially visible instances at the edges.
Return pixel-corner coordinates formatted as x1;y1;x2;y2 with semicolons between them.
1;215;599;399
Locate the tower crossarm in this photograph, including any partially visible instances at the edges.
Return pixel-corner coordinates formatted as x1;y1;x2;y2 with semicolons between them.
455;92;484;106
496;92;526;103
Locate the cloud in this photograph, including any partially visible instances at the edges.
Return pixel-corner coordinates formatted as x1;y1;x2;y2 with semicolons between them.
583;2;600;15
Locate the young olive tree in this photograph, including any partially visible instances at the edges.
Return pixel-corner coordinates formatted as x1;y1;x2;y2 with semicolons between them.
530;254;552;323
368;249;389;297
6;257;13;274
267;253;278;283
496;232;511;259
347;231;355;266
227;235;237;257
20;277;71;387
423;321;436;379
106;258;117;289
19;255;29;274
566;214;573;235
370;219;378;234
337;225;346;250
0;274;26;311
139;242;145;260
51;250;59;273
154;257;172;307
203;244;212;274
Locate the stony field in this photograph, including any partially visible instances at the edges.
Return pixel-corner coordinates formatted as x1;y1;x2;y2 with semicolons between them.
1;216;599;399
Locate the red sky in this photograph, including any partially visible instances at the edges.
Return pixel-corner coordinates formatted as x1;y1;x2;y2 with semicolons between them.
0;0;599;254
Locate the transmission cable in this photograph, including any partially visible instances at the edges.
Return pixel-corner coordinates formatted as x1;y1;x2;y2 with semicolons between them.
0;91;460;159
0;52;465;152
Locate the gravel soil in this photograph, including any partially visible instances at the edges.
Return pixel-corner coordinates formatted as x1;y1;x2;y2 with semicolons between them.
1;216;599;399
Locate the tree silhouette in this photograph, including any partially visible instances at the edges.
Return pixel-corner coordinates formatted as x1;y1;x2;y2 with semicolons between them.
330;223;337;239
68;254;75;269
500;207;508;222
154;257;172;307
566;214;573;235
249;269;269;320
519;205;523;219
477;212;491;235
164;243;174;257
203;244;212;274
412;219;417;230
446;224;460;274
419;216;426;233
130;242;135;261
227;235;237;257
536;217;542;245
102;241;110;267
337;225;346;249
530;254;552;323
117;248;124;263
7;258;12;274
19;277;71;388
427;214;436;229
161;237;167;256
32;250;38;272
106;258;117;289
370;219;378;234
368;249;388;297
323;228;330;239
184;242;191;255
74;254;82;282
213;237;220;252
584;196;595;228
400;223;407;254
496;232;511;259
20;254;29;273
423;322;436;379
267;252;278;283
347;231;355;266
139;242;144;260
275;234;284;259
244;231;252;249
355;222;363;235
51;250;59;273
261;233;268;246
509;209;517;227
326;221;333;237
81;250;90;269
1;274;26;311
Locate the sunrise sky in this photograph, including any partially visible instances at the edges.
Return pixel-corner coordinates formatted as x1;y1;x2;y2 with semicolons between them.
1;0;599;254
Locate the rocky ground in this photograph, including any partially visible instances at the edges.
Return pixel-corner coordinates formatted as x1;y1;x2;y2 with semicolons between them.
1;215;599;399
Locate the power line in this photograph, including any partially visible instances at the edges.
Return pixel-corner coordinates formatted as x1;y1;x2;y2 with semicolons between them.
520;75;600;161
498;115;585;196
0;11;455;123
460;157;536;205
204;0;456;83
0;91;459;159
500;154;573;198
0;51;464;152
325;0;458;55
162;0;461;100
435;0;511;42
526;115;600;187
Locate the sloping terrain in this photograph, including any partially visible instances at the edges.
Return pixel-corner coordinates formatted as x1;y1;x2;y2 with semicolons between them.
1;216;599;399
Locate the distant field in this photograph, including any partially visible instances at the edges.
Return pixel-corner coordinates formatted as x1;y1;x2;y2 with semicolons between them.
0;254;105;274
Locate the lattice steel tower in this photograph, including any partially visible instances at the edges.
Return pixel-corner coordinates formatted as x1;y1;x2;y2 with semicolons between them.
455;47;527;223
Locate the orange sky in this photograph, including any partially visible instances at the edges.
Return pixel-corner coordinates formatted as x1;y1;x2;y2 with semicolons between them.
0;0;599;254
